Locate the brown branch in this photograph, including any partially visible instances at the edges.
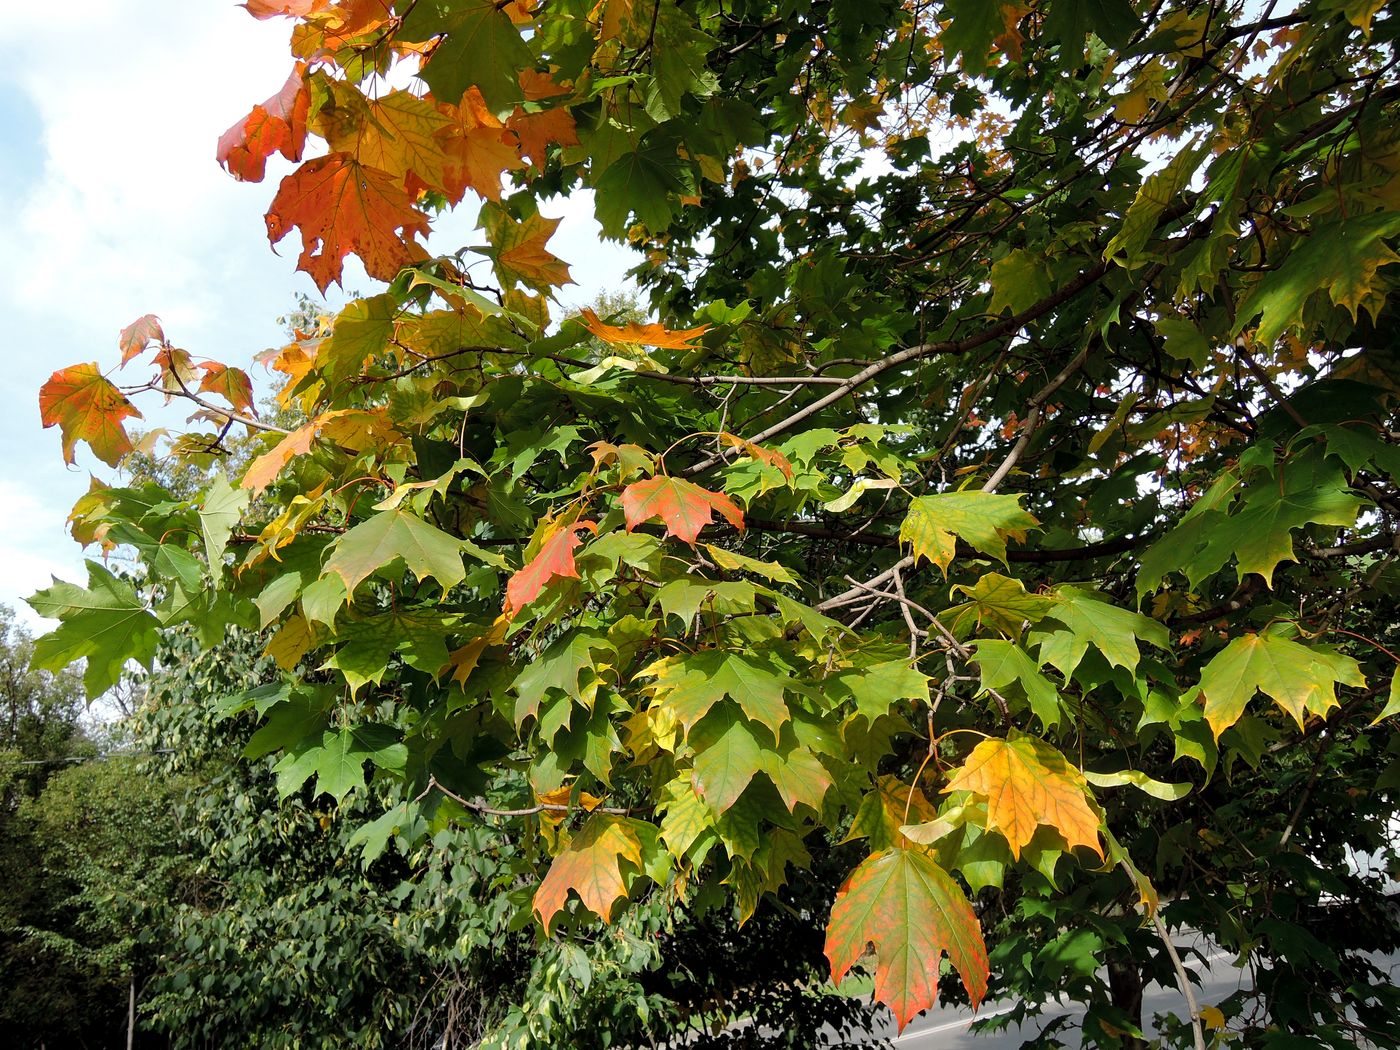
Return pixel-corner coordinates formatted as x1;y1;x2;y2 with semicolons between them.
682;261;1113;476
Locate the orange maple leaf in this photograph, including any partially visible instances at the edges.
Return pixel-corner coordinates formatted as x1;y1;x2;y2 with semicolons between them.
242;0;330;17
118;314;165;364
437;88;526;203
290;0;392;56
504;520;597;616
579;308;708;349
196;362;256;416
533;815;644;933
217;65;309;183
621;476;744;544
719;432;794;478
40;364;142;467
492;212;573;291
265;153;430;291
943;735;1103;859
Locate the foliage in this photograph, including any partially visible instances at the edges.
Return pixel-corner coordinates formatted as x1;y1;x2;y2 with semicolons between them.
30;0;1400;1046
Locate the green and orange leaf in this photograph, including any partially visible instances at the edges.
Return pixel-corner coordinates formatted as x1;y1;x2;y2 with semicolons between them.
505;520;597;616
825;848;989;1031
943;733;1102;858
40;364;142;467
621;475;744;544
196;362;256;416
533;814;645;933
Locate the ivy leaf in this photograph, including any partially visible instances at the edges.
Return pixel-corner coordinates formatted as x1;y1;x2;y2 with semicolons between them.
27;562;160;698
1198;632;1365;738
943;733;1103;858
533;814;645;932
825;848;989;1031
621;476;745;544
505;521;596;617
322;509;466;594
900;491;1038;573
579;307;708;349
265;153;430;292
39;364;142;467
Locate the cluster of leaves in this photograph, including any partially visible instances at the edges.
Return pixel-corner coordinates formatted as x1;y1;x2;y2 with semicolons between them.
30;0;1400;1045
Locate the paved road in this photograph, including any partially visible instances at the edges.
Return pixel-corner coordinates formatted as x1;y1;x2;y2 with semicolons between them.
854;940;1400;1048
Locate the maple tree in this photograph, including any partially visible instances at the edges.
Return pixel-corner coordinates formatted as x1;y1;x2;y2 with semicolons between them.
29;0;1400;1045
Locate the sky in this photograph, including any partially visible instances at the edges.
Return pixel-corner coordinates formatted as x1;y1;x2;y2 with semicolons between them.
0;2;636;631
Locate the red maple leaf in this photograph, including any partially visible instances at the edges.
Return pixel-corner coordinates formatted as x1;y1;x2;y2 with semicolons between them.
118;314;165;364
196;362;256;416
504;521;597;616
265;153;430;292
621;476;745;544
217;65;309;183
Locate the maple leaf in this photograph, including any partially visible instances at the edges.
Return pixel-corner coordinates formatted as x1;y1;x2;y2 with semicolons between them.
448;618;509;687
718;432;794;478
483;210;574;292
900;491;1039;573
1197;632;1365;738
118;314;165;364
265;153;430;292
40;364;142;467
217;65;309;183
825;849;989;1031
579;307;709;349
844;774;940;851
504;520;597;616
943;733;1103;858
242;0;330;17
436;88;525;203
943;572;1057;639
621;476;745;544
323;509;467;594
242;420;320;494
196;362;256;416
507;103;579;169
402;0;533;113
533;814;645;932
641;649;791;737
337;89;453;193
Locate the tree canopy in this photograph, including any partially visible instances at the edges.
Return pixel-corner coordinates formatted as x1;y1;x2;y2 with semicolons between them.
31;0;1400;1045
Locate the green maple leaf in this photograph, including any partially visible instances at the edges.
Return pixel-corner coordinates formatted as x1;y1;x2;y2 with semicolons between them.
642;649;791;737
757;740;832;813
1103;139;1207;269
1198;632;1365;738
323;509;468;595
1041;0;1138;49
830;659;930;724
944;572;1058;639
274;724;407;802
689;703;765;813
401;0;532;113
1235;212;1400;347
941;0;1011;74
988;250;1052;315
972;640;1063;728
198;473;249;587
324;610;454;694
899;491;1038;573
321;293;397;387
824;848;989;1031
594;140;690;237
512;630;616;722
1034;586;1169;676
28;562;160;698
